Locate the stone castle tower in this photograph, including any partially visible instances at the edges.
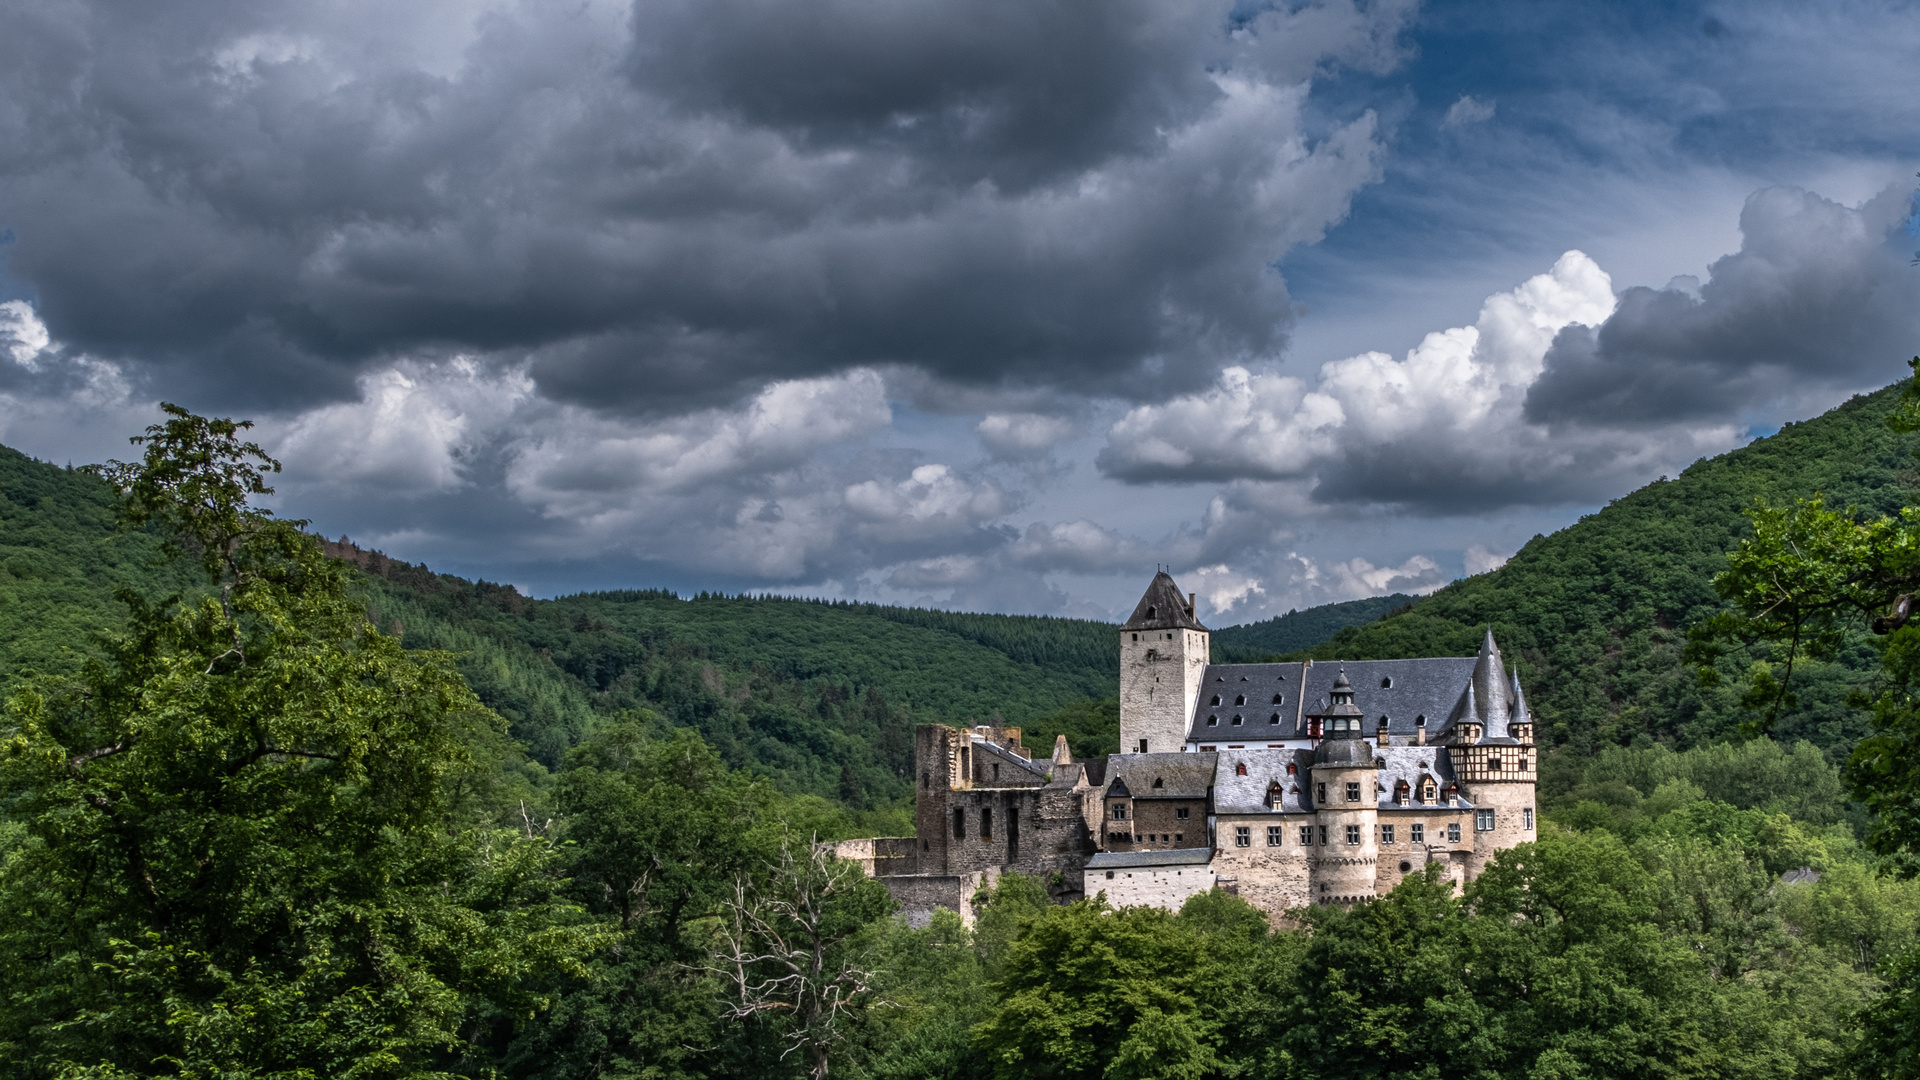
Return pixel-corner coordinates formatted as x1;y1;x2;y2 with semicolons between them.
1118;571;1209;755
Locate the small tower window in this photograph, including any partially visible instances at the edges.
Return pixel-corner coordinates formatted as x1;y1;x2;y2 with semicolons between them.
1146;605;1157;620
1345;781;1361;802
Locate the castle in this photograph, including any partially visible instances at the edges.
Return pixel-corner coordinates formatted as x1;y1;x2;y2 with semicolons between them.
838;571;1537;922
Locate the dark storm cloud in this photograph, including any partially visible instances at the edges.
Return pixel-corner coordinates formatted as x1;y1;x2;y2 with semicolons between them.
0;0;1410;415
1526;185;1920;427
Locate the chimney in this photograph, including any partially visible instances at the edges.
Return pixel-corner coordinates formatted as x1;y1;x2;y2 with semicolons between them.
1187;593;1196;618
1414;720;1426;746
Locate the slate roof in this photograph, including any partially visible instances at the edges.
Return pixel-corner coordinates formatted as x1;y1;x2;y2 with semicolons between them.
1123;571;1207;631
1375;746;1472;810
1105;752;1216;800
1087;847;1215;869
1210;749;1316;813
972;736;1050;780
1186;651;1533;745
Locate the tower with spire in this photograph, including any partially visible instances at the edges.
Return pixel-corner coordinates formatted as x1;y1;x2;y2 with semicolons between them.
1118;571;1209;755
1447;627;1538;874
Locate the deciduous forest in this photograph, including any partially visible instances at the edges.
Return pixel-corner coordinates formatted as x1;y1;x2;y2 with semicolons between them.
6;379;1920;1078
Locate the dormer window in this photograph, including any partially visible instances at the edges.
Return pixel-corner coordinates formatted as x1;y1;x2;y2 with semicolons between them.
1210;695;1222;706
1269;713;1280;724
1381;676;1393;688
1234;695;1245;706
1153;777;1164;788
1207;715;1218;727
1146;605;1156;620
1272;694;1283;704
1236;762;1248;776
1421;779;1437;802
1231;715;1243;726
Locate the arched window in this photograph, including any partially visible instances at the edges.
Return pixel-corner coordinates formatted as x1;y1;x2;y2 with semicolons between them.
1146;605;1157;620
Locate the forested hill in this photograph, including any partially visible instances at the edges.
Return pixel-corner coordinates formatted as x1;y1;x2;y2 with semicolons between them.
1302;379;1920;756
1212;593;1416;661
0;444;1392;810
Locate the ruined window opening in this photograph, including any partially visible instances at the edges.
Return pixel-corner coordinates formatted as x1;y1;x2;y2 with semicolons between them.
953;809;965;839
981;807;992;839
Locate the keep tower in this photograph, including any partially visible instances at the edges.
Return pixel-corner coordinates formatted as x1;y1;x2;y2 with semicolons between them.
1119;572;1208;754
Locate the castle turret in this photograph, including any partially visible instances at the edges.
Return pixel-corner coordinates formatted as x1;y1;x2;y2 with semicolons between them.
1118;572;1208;754
1472;627;1509;732
1310;668;1379;905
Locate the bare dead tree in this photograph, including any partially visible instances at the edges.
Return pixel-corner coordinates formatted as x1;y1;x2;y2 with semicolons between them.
711;839;891;1080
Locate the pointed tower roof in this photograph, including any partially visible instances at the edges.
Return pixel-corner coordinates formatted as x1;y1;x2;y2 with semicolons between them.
1123;571;1207;631
1509;668;1531;725
1472;627;1510;729
1052;734;1073;766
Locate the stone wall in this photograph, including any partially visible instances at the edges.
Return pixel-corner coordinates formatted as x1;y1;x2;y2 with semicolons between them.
878;869;997;928
1212;813;1312;914
1462;779;1537;876
1085;862;1215;910
1119;627;1208;755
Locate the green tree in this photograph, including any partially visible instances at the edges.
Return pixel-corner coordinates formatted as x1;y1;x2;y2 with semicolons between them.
0;405;595;1078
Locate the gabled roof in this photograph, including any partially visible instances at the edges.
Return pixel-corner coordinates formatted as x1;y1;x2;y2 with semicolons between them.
1106;752;1215;800
1123;571;1207;631
1186;658;1480;742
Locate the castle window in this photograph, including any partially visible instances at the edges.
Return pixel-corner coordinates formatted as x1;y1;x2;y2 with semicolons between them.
1447;822;1461;843
1345;782;1361;802
1175;833;1182;842
1319;825;1329;844
1234;695;1245;706
1410;823;1424;843
1234;827;1250;847
1299;825;1314;845
1106;870;1115;879
992;763;1000;781
1421;780;1437;803
1272;694;1283;705
1231;715;1243;726
1267;826;1283;846
1176;807;1189;820
981;808;993;839
1132;633;1138;641
1475;809;1495;832
1147;605;1156;620
1381;677;1393;688
1210;695;1221;706
1111;803;1128;820
1524;809;1535;830
1316;782;1326;803
1139;739;1149;753
922;772;930;789
953;809;965;839
1381;824;1395;844
1345;825;1361;845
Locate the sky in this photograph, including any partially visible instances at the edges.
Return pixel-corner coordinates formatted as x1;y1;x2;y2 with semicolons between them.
2;0;1918;623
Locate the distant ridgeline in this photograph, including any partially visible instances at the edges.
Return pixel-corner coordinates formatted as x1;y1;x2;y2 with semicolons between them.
0;451;1385;809
1211;594;1417;662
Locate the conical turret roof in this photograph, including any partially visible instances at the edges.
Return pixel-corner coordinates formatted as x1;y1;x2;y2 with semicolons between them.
1123;571;1207;631
1472;627;1510;729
